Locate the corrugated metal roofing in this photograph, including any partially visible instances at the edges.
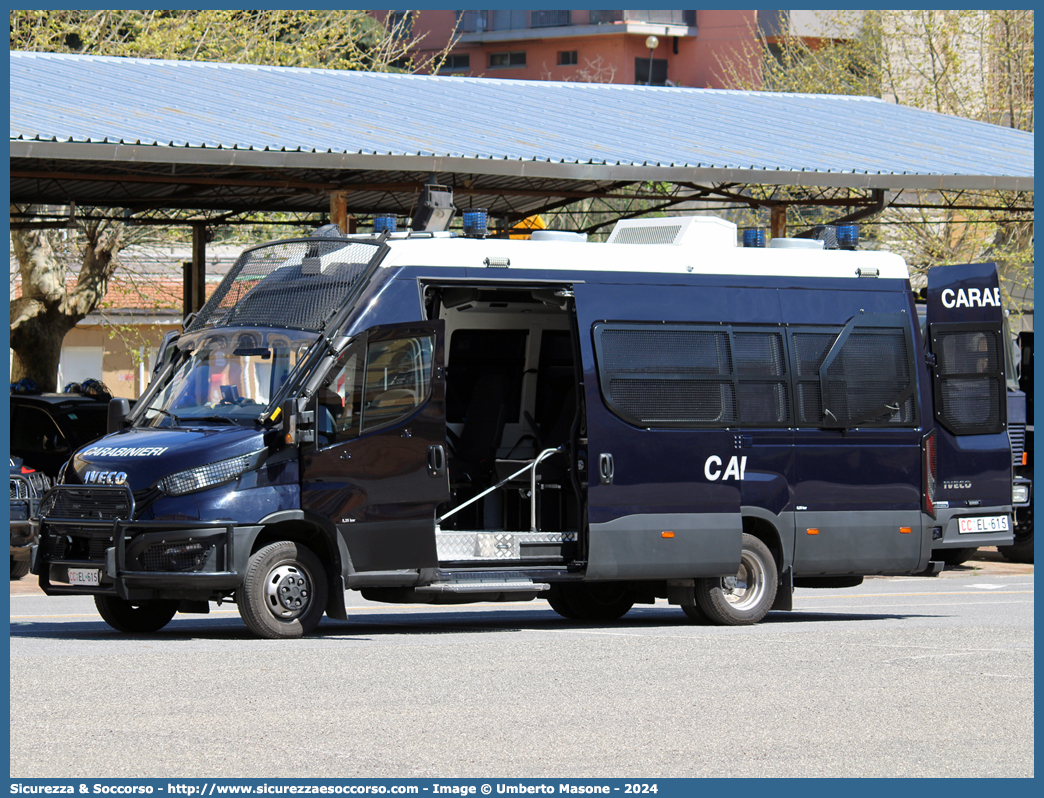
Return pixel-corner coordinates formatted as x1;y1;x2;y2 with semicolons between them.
10;51;1032;193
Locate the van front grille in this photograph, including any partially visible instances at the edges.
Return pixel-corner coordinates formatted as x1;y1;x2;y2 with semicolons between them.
39;487;131;521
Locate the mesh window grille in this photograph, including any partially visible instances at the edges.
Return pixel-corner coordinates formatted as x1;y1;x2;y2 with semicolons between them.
187;239;382;334
597;326;788;427
932;326;1005;435
609;378;737;424
792;327;915;427
601;329;731;374
596;323;914;429
734;332;789;424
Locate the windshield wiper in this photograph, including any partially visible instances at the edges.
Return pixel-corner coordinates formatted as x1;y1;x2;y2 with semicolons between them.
147;406;181;425
189;415;240;426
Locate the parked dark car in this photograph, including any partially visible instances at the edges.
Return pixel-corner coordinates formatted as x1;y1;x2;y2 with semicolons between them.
9;390;111;478
10;456;50;579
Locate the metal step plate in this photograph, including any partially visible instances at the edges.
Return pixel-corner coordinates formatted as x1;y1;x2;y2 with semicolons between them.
435;530;577;561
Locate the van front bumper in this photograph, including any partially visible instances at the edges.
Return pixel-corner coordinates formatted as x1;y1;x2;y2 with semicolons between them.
33;505;261;601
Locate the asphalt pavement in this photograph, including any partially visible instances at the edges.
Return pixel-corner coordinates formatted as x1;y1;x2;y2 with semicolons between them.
9;549;1033;779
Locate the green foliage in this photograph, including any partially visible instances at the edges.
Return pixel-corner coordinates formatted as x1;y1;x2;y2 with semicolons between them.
9;10;437;73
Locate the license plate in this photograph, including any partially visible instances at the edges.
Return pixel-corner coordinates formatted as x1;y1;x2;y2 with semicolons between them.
958;515;1010;534
67;568;101;586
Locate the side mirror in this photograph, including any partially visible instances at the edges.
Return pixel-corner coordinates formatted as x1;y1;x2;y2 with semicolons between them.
107;398;131;434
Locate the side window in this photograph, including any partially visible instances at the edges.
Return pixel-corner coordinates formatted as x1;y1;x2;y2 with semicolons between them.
594;320;915;430
734;331;789;424
315;342;364;445
360;335;434;433
931;324;1005;435
791;323;917;428
594;324;737;427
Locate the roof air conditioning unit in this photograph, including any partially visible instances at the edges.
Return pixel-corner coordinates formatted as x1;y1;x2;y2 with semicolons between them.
606;216;737;248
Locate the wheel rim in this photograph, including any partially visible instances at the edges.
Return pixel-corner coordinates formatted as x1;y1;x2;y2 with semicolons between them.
264;563;312;620
719;550;767;611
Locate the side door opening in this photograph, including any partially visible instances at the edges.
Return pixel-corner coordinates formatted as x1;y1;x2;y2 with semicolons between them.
423;283;583;566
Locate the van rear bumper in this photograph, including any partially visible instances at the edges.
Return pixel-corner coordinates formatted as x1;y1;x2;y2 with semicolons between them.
931;505;1014;549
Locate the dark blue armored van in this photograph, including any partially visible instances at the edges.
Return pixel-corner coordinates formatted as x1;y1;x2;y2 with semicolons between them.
30;216;1013;638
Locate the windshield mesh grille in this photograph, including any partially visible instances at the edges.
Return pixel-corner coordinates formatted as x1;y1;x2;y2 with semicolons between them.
187;239;382;334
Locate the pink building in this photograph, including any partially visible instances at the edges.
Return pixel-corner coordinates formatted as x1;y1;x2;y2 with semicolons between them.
394;10;763;88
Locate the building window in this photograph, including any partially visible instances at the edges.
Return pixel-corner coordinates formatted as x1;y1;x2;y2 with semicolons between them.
441;53;471;72
386;11;413;39
489;51;526;69
558;50;578;66
634;57;668;86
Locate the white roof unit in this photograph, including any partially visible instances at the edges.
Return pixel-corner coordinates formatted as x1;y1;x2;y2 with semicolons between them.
606;216;738;248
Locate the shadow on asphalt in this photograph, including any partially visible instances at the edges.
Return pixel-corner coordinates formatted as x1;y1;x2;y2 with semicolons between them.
10;604;925;642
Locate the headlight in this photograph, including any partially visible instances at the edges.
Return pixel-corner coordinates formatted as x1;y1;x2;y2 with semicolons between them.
160;451;261;496
1012;484;1030;504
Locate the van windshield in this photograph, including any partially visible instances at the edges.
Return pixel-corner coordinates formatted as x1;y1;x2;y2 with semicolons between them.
142;327;318;427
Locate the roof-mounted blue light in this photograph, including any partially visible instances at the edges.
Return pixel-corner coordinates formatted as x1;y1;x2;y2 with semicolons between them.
373;214;397;233
743;228;766;248
837;223;859;250
463;209;488;238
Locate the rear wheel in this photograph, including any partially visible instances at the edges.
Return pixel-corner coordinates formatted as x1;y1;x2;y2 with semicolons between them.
932;547;977;566
680;600;709;624
238;541;327;639
545;584;580;619
998;532;1033;564
10;557;30;580
94;595;179;633
696;534;777;626
550;582;633;621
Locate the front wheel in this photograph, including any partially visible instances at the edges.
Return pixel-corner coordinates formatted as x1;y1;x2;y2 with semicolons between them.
696;534;778;626
94;595;179;633
238;541;328;639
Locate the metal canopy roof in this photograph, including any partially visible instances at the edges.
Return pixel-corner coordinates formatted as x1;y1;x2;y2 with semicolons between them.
9;50;1034;224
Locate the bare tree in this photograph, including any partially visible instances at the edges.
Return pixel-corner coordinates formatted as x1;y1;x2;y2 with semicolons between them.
11;211;124;389
713;10;1033;318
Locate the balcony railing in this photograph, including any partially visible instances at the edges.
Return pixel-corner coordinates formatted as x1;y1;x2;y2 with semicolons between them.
531;10;572;28
458;10;694;34
590;10;696;26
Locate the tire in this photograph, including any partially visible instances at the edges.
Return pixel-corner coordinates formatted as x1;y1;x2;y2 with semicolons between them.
94;595;179;633
696;534;778;626
999;532;1033;564
10;557;30;580
932;547;977;566
545;584;581;619
680;600;709;624
238;541;327;639
552;582;634;621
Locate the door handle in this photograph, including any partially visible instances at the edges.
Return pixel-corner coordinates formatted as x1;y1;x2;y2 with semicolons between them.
598;453;614;485
427;444;447;478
